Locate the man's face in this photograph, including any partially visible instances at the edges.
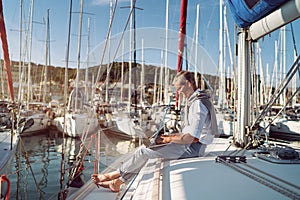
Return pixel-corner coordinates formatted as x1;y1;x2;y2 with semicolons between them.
175;81;188;98
174;79;195;99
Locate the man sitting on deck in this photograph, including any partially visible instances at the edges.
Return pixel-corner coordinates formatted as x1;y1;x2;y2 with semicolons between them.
91;70;219;192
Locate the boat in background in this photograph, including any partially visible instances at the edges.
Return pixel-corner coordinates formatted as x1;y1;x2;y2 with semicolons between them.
54;88;99;138
269;115;300;140
259;105;300;141
54;1;99;139
216;108;236;136
19;102;54;136
98;104;157;144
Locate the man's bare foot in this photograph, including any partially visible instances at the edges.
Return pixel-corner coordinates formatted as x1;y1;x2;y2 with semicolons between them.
95;179;123;192
91;171;121;185
109;179;124;193
96;180;110;188
91;174;110;184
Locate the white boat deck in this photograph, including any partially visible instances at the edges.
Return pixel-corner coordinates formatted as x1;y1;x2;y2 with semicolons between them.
67;138;300;200
0;130;18;174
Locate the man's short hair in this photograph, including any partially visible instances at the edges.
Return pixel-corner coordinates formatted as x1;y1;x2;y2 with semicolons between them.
173;71;196;86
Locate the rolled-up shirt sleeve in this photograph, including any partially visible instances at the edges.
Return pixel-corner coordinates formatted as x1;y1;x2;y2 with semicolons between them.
182;100;214;144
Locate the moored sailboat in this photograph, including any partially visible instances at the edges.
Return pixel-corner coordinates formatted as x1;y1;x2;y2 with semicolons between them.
53;0;99;138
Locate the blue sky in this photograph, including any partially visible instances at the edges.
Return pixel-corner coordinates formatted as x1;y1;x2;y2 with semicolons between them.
2;0;300;80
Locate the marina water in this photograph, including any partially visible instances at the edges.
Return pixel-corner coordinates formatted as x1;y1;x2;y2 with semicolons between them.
7;128;138;199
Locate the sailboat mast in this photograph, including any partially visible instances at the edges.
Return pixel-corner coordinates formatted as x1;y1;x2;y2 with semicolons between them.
141;38;144;105
43;9;50;103
281;26;287;108
164;0;169;104
0;0;14;101
218;0;225;109
153;67;157;104
133;0;138;113
258;44;265;106
85;17;90;101
105;0;112;103
235;29;251;147
75;0;84;112
159;50;163;104
194;4;199;87
18;0;23;101
176;0;188;108
121;40;124;103
176;0;187;73
128;0;133;111
27;0;34;107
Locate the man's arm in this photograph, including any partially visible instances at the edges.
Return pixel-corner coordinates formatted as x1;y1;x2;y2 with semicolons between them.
160;133;196;144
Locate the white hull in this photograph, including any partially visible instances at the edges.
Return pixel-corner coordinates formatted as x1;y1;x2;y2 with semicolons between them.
260;116;300;140
54;113;99;138
102;109;154;139
114;116;138;138
21;113;51;136
216;112;235;136
114;116;151;139
270;117;300;134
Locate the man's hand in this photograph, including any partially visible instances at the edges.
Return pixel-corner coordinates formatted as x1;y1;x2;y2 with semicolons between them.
160;135;172;143
155;134;173;144
160;133;196;145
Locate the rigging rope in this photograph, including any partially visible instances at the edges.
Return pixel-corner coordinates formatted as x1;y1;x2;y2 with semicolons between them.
65;133;97;190
94;0;120;85
262;85;300;132
94;0;139;94
290;23;300;79
251;55;300;130
290;23;298;57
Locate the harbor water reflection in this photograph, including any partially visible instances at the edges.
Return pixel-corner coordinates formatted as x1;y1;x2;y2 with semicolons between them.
8;128;138;199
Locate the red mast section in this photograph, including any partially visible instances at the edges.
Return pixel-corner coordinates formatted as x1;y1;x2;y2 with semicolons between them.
0;0;14;101
176;0;188;108
177;0;188;73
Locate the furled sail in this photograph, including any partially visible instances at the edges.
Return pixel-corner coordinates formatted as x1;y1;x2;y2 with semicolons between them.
227;0;289;28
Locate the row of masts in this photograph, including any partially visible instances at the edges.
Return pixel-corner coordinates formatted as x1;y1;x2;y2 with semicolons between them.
13;0;51;107
8;0;215;109
218;0;299;112
8;0;299;145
